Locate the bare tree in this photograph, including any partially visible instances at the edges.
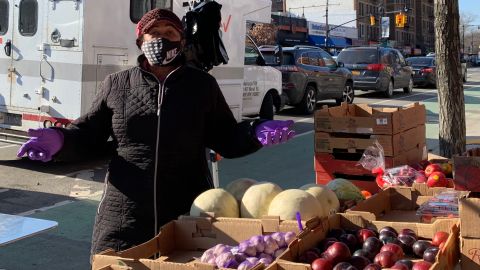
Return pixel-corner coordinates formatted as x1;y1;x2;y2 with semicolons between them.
434;0;466;157
248;23;278;46
460;12;479;54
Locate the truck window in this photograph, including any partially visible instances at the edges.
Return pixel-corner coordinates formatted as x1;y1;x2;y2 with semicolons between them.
130;0;173;23
18;0;37;36
0;0;8;35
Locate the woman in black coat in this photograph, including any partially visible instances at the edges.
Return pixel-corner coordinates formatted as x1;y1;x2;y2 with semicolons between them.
17;9;295;256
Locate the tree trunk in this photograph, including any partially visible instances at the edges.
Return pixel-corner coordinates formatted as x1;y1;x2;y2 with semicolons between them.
434;0;466;157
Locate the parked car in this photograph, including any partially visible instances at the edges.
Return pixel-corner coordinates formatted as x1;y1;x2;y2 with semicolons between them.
336;46;413;98
425;53;467;83
260;45;354;114
406;57;437;87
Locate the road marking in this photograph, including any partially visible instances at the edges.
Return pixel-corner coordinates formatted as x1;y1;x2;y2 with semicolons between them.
369;90;437;105
0;144;17;149
0;189;9;193
296;117;314;123
16;200;74;216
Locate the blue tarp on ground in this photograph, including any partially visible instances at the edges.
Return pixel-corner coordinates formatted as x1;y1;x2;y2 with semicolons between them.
308;35;352;48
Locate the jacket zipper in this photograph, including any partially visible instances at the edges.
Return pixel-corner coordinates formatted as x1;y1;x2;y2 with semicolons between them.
149;66;181;239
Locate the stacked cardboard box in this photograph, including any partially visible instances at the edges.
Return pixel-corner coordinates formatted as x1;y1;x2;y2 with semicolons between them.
314;102;427;193
459;193;480;269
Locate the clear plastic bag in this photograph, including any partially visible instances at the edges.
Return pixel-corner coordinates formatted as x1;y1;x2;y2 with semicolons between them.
358;141;422;189
416;190;461;220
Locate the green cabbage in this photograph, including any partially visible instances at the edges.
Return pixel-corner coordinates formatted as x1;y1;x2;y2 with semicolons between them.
326;178;364;202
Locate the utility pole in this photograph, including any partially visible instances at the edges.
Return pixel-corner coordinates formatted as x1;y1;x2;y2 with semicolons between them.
325;0;329;48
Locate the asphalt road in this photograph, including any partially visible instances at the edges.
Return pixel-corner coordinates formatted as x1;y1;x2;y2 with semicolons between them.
0;67;479;269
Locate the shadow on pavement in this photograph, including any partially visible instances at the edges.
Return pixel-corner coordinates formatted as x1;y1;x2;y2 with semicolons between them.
0;188;74;215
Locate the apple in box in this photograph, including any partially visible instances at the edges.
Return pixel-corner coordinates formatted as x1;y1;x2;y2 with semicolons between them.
424;164;442;177
427;171;448;187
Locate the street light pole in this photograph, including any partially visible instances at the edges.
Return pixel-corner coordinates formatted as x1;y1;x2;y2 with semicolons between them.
325;0;329;49
463;24;465;54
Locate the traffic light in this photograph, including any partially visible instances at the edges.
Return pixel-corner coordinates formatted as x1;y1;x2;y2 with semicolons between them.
395;13;407;28
370;15;376;26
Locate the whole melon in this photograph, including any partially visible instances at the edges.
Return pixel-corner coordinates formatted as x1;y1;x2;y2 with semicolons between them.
190;188;239;217
326;178;364;202
267;189;324;220
300;184;340;215
241;182;282;218
225;178;258;202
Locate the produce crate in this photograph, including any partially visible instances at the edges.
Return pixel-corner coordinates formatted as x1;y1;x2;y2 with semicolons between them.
92;216;304;270
453;148;480;191
274;214;459;270
459;192;480;238
460;237;480;269
346;185;460;239
314;125;426;156
314;102;425;135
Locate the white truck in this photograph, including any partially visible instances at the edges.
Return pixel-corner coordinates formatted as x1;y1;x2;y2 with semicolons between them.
0;0;282;135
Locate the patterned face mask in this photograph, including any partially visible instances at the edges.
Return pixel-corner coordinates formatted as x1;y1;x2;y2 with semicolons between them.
141;38;181;66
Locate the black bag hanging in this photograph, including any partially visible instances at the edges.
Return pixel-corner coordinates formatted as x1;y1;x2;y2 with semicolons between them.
183;0;229;71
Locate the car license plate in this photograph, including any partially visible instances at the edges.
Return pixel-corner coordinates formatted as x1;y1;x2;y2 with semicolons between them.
352;70;360;76
0;112;22;126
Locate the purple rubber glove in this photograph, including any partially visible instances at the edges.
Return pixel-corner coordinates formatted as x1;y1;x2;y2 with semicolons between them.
255;120;296;147
17;128;64;162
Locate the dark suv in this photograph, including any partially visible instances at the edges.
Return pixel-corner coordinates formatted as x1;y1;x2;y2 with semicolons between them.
336;46;413;97
260;45;353;114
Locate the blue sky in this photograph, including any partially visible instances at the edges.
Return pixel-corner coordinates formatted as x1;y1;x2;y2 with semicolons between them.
460;0;480;25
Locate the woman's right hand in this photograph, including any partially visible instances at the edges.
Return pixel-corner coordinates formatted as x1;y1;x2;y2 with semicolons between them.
17;128;64;162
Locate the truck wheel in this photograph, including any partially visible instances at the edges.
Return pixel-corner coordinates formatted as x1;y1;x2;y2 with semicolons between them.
298;85;316;115
384;80;394;98
336;82;354;105
403;77;413;94
259;93;274;120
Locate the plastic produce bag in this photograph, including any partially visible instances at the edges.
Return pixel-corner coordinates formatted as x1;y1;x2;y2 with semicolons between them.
416;190;462;222
358;141;422;189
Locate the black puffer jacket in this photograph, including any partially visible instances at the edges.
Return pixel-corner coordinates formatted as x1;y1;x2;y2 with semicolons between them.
55;57;262;255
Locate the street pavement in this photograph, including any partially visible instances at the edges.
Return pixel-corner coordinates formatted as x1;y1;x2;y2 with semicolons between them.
0;68;479;269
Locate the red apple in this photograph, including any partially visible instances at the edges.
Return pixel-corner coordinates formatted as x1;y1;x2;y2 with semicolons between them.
427;171;447;188
391;262;409;270
357;229;377;245
374;251;397;268
412;261;433;270
432;231;449;246
323;242;352;265
311;258;333;270
424;164;442;177
380;243;404;260
414;172;427;183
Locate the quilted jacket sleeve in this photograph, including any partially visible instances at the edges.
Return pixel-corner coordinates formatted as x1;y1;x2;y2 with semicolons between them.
53;76;114;161
205;77;262;158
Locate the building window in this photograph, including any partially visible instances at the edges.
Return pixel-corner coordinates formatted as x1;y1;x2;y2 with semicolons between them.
18;0;37;36
130;0;172;23
0;0;8;35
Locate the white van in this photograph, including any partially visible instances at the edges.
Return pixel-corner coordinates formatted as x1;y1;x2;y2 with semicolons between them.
0;0;282;135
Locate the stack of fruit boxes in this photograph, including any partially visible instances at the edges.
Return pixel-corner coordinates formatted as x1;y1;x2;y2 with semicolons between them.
313;103;427;194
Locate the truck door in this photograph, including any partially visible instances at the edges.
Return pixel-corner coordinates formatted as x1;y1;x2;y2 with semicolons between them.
9;0;43;111
243;36;265;116
0;0;13;108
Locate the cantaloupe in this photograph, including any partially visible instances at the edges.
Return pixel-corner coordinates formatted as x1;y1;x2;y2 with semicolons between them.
267;189;324;220
240;182;282;218
300;183;340;215
225;178;258;203
190;188;239;217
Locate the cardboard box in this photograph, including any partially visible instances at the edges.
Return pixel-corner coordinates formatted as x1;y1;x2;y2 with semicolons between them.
314;125;426;156
314;103;426;135
459;194;480;238
346;185;459;239
453;149;480;191
92;216;304;270
275;214;460;270
460;237;480;269
314;144;427;176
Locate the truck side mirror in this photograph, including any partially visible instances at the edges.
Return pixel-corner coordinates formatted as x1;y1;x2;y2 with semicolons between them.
256;55;266;66
337;61;345;68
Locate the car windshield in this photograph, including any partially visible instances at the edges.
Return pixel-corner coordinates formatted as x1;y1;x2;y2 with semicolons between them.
337;49;378;64
407;57;434;66
262;51;295;65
